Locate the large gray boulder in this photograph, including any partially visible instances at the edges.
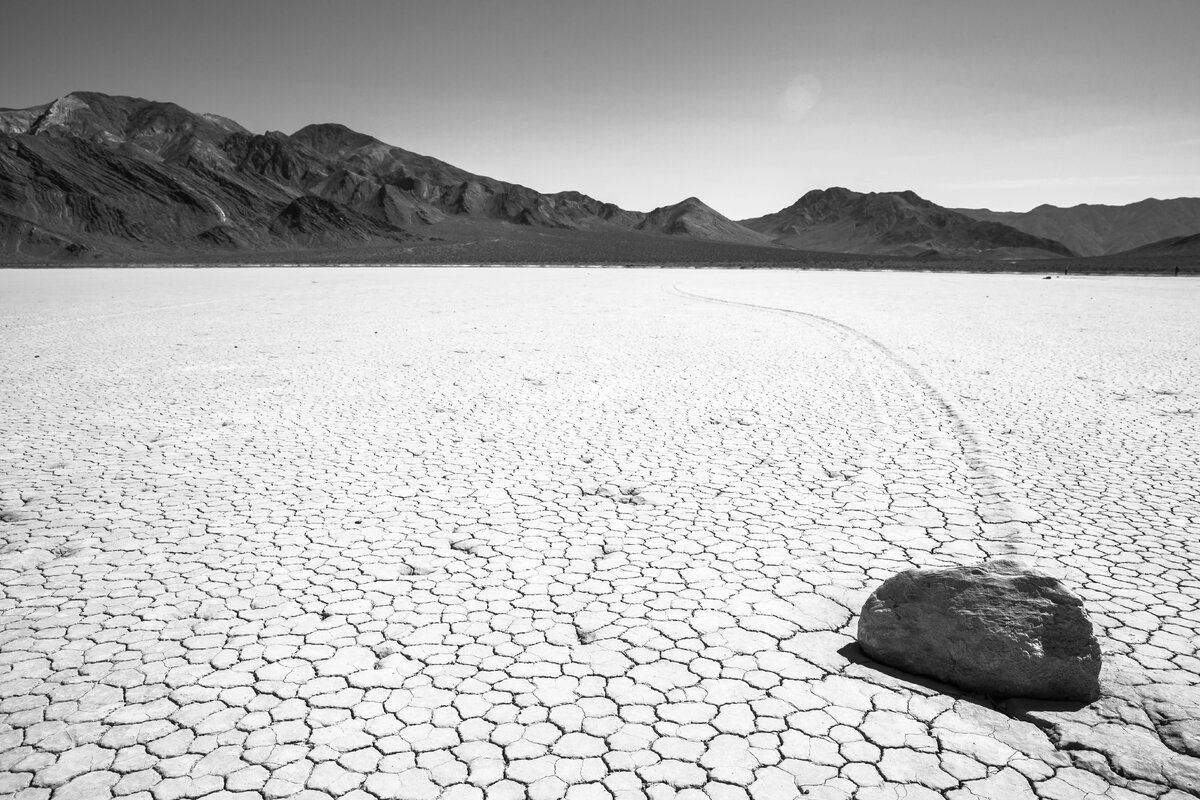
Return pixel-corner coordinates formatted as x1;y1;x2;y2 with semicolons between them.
857;559;1102;701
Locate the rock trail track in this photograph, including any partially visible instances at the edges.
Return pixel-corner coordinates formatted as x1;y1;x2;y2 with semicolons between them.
0;267;1197;800
671;285;1042;560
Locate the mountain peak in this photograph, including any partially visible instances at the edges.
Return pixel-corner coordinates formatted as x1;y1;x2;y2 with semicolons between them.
17;91;247;160
891;189;933;206
292;123;383;154
803;186;858;201
32;93;97;135
743;187;1073;257
795;187;934;209
638;197;769;244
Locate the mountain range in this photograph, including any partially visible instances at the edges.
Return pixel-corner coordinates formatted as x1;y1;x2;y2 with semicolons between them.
0;92;1196;263
740;188;1073;258
954;199;1200;258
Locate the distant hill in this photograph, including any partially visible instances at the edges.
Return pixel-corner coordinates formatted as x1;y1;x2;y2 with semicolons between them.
955;198;1200;257
636;197;772;244
1115;231;1200;257
741;187;1074;258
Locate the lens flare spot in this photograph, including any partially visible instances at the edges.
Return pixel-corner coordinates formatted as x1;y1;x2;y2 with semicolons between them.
777;73;822;122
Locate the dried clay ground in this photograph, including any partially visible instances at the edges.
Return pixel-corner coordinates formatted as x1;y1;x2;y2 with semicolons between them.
1;267;1197;800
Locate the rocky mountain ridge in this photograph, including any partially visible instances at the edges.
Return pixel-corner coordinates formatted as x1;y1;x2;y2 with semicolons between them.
4;91;1181;262
0;92;658;258
742;188;1076;258
955;198;1200;257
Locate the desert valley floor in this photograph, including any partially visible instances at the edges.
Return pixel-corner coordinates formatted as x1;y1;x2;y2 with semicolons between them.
0;267;1197;800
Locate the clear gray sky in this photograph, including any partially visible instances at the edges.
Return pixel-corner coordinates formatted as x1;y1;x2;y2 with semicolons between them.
4;0;1198;217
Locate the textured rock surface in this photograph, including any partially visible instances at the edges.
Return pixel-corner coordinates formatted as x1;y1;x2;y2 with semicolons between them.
858;559;1102;701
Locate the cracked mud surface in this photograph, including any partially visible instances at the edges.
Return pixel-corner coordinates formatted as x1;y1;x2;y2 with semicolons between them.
1;267;1197;800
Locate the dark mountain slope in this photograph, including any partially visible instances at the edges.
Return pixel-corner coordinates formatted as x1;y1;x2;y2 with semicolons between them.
222;130;331;188
0;210;90;259
1116;231;1200;256
743;188;1074;257
0;93;320;254
0;92;663;257
268;196;412;247
0;123;300;253
292;122;647;229
956;198;1200;257
637;197;772;244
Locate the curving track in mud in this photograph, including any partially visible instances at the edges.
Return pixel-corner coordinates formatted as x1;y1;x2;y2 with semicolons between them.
673;284;1042;560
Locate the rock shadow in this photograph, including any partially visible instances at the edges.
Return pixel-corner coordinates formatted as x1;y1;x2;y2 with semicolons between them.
837;642;1092;714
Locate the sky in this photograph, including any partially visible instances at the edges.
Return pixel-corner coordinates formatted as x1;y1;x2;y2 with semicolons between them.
3;0;1198;218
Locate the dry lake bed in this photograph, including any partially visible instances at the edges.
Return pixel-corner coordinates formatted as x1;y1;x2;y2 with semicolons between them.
1;267;1197;800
